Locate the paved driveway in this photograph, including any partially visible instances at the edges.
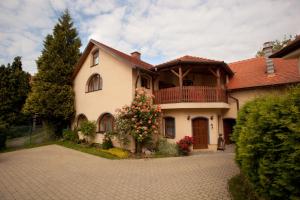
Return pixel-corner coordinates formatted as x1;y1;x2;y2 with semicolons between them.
0;145;238;200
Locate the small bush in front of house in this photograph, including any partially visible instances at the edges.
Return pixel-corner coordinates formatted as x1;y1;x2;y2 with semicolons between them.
78;120;96;144
232;85;300;199
114;87;161;154
102;133;113;150
62;129;79;143
156;138;178;156
177;136;193;156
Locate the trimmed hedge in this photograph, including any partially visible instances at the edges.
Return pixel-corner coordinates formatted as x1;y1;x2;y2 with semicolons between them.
232;85;300;199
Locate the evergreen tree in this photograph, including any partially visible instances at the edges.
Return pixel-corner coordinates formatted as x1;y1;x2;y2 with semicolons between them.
0;57;31;126
23;10;81;136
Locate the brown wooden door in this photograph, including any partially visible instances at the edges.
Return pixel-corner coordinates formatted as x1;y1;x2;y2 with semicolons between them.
223;119;236;144
192;118;209;149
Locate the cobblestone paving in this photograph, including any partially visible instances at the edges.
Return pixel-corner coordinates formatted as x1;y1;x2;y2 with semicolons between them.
0;145;238;200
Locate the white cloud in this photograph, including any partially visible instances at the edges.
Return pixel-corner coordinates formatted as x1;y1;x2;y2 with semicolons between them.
0;0;300;74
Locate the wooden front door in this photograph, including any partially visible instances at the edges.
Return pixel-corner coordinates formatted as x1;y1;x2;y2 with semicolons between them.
192;118;209;149
223;119;236;144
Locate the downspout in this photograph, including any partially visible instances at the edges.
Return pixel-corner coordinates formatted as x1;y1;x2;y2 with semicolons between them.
135;68;140;88
228;94;239;111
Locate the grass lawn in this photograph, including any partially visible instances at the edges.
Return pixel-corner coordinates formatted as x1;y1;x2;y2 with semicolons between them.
56;140;121;159
228;174;258;200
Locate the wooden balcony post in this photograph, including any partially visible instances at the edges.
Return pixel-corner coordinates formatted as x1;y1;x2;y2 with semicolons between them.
216;68;220;101
179;67;183;101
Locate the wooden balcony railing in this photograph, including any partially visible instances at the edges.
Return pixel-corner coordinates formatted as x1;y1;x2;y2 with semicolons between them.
153;86;227;104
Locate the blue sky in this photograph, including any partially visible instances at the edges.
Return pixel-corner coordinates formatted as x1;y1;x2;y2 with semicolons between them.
0;0;300;74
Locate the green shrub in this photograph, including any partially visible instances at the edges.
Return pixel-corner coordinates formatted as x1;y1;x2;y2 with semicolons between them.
78;120;96;143
156;138;178;156
63;129;79;143
0;121;8;150
233;85;300;199
102;148;129;159
102;134;113;150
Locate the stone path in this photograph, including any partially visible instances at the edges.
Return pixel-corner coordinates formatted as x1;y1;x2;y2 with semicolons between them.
0;145;238;200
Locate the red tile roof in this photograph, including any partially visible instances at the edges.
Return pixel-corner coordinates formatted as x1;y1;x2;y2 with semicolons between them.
91;40;153;70
154;55;234;75
227;57;300;90
155;55;224;68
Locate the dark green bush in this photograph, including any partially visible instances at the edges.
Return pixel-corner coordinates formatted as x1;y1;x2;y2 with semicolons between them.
63;129;79;143
102;134;113;150
232;85;300;199
0;121;8;149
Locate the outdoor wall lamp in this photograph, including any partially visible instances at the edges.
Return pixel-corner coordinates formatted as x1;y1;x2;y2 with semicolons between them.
210;116;214;120
187;115;190;120
211;123;213;129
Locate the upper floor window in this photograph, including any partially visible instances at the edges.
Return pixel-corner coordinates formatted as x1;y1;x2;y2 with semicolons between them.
141;76;150;89
92;50;99;66
99;113;114;133
86;74;102;92
164;117;175;139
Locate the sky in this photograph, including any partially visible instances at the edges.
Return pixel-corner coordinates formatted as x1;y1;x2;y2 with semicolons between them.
0;0;300;75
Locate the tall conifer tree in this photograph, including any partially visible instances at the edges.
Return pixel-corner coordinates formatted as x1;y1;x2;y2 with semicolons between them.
24;10;81;135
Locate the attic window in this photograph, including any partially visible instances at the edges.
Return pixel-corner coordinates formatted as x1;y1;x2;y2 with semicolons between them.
92;50;99;66
141;76;150;89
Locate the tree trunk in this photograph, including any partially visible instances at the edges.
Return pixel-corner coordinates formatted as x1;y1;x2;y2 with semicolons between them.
136;141;142;154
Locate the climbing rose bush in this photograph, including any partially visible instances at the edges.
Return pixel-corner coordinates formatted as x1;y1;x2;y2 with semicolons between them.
177;136;193;156
114;88;161;152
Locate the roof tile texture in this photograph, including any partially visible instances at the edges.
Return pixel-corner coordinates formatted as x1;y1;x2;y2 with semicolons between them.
227;57;300;90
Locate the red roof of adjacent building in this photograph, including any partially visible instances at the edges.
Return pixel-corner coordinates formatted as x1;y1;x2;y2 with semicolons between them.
227;57;300;90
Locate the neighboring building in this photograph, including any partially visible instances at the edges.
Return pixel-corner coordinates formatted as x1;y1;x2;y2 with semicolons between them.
72;39;300;151
270;35;300;67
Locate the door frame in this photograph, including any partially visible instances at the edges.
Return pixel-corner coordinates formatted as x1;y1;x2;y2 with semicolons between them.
222;118;236;144
191;116;210;149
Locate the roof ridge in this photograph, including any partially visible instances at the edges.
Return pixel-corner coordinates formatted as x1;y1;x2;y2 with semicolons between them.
90;39;153;68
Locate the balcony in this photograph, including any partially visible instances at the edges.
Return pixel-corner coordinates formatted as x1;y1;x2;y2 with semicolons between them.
153;86;227;104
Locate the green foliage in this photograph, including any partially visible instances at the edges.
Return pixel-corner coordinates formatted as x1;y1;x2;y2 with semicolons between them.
79;121;96;137
63;129;79;143
102;133;113;150
23;10;81;136
101;148;129;159
256;35;296;57
228;174;258;200
114;88;161;153
0;57;31;126
56;141;119;159
156;138;178;156
233;85;300;199
0;120;8;149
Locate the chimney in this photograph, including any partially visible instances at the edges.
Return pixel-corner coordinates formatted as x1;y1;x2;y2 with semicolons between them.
262;41;275;74
131;51;141;60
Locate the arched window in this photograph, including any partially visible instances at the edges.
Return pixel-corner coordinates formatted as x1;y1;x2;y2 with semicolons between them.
86;74;102;92
98;113;114;133
164;117;175;139
77;114;88;128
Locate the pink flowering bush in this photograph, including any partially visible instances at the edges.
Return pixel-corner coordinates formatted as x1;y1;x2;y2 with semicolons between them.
114;88;161;153
177;136;193;156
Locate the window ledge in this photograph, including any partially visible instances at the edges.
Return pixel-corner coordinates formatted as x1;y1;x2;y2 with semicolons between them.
85;89;102;93
90;63;98;67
